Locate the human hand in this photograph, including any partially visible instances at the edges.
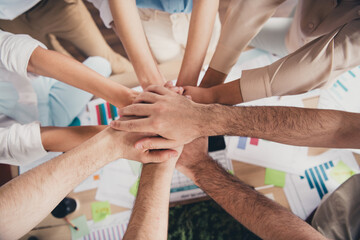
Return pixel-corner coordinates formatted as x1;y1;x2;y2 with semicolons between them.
110;85;209;150
182;86;216;104
104;127;182;164
163;81;184;95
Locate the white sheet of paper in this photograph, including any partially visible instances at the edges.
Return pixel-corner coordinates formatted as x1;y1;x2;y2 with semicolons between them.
95;159;138;209
283;150;359;220
81;210;132;240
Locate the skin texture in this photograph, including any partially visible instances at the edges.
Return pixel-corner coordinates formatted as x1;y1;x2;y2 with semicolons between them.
176;137;327;240
108;0;218;89
111;85;360;150
0;128;179;239
124;153;180;240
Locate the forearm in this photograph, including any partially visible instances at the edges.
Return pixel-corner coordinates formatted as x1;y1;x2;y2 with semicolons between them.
28;47;135;108
124;160;176;240
109;0;164;88
199;67;228;88
0;128;119;239
40;126;106;152
206;105;360;148
179;156;325;240
177;0;219;87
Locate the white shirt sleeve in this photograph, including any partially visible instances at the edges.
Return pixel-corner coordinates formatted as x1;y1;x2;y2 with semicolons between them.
0;30;46;80
0;122;47;166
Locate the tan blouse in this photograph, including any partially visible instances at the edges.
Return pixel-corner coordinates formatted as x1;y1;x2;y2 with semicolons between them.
209;0;360;101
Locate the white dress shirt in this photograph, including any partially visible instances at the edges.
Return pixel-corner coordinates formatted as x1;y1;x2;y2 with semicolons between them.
0;30;47;165
0;0;40;20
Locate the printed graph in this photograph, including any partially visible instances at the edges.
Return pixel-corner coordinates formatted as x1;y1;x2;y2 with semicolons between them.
88;99;119;125
237;137;259;149
300;161;334;199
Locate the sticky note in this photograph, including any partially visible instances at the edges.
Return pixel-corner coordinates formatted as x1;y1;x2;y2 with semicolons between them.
264;168;286;187
70;215;89;240
330;161;355;184
129;178;140;197
91;201;111;222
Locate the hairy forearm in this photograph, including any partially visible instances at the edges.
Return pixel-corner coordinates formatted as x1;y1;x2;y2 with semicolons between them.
177;0;219;87
124;160;176;240
0;128;120;239
40;126;106;152
185;156;326;240
27;47;134;108
206;105;360;148
109;0;164;88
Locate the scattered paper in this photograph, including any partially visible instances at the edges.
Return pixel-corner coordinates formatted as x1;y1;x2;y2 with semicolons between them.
70;215;90;240
129;178;140;197
81;211;132;240
265;168;286;187
95;159;138;209
284;150;359;220
74;170;102;193
91;201;111;222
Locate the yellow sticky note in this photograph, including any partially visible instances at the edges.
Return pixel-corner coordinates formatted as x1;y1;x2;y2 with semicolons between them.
329;161;355;184
129;178;140;197
91;201;111;222
265;168;286;187
70;215;89;240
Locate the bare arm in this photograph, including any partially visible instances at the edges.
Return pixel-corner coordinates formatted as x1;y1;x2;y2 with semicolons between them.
27;47;138;108
109;0;164;88
40;125;106;152
112;85;360;149
124;158;178;239
0;128;179;239
176;0;219;87
176;138;326;240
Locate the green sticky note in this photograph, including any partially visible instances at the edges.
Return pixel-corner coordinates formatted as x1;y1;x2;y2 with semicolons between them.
70;215;89;240
330;161;355;184
129;178;140;196
91;201;111;222
264;168;286;187
128;160;142;176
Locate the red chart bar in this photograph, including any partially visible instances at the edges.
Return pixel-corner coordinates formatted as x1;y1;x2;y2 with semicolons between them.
95;105;101;125
106;102;112;119
250;138;259;146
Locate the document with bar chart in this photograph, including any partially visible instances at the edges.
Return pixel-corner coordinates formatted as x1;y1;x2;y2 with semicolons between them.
284;150;359;220
318;66;360;113
87;98;120;125
170;136;233;203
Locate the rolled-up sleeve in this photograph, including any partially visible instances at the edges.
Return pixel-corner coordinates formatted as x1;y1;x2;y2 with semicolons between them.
209;0;285;74
0;122;47;166
0;30;46;80
240;20;360;102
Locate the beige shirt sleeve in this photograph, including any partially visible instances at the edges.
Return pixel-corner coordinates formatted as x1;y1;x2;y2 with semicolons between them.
209;0;285;74
240;19;360;102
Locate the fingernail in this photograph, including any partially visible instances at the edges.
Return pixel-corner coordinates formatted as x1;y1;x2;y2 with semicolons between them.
170;152;178;157
135;143;142;149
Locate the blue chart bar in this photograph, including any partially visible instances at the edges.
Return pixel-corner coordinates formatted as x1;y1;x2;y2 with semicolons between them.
315;166;328;195
329;161;334;167
309;168;323;199
319;165;328;180
348;70;356;78
305;170;314;189
336;80;348;92
100;103;108;125
170;184;198;193
237;137;247;150
324;163;329;169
